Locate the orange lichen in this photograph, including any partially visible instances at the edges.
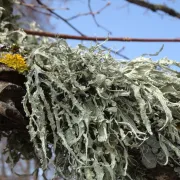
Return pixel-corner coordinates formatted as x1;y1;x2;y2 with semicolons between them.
0;53;28;73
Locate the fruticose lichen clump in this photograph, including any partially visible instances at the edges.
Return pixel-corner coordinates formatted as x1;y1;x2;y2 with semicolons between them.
22;39;180;180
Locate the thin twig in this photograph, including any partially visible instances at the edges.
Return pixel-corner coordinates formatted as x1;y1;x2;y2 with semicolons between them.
117;46;125;53
100;44;129;59
126;0;180;19
87;0;111;34
20;4;52;17
17;1;69;11
36;0;85;36
35;0;128;59
68;2;110;21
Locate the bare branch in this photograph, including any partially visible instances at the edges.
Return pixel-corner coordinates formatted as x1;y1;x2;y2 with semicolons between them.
117;46;125;53
100;45;129;60
126;0;180;19
35;0;128;59
36;0;85;36
17;1;69;11
68;2;110;21
23;29;180;42
87;0;112;34
17;4;52;17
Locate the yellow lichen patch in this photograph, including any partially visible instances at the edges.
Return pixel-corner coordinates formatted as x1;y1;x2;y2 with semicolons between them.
0;53;28;73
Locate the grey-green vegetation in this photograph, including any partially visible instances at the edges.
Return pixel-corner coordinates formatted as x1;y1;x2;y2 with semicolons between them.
1;0;180;180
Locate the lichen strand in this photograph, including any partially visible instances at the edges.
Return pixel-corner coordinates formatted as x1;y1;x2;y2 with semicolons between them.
0;53;28;73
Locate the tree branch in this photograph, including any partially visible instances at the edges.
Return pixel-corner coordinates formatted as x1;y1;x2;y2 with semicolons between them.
35;0;129;59
36;0;84;36
87;0;111;34
23;29;180;42
68;1;110;21
126;0;180;19
17;1;69;11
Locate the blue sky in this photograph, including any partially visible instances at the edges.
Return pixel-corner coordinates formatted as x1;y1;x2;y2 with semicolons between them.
46;0;180;61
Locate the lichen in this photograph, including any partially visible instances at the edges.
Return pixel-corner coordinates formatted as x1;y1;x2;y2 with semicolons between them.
0;53;28;73
22;39;180;180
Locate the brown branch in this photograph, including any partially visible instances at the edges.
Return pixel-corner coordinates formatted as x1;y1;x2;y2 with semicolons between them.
35;0;129;59
126;0;180;19
24;29;180;42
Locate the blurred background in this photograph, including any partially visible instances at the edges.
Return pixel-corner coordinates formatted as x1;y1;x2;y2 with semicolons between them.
1;0;180;179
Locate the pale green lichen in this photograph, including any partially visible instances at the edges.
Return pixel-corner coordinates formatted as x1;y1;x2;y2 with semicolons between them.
22;39;180;179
